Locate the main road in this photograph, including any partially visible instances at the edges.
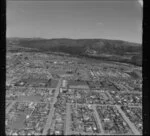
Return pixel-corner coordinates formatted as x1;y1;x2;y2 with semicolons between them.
43;78;62;135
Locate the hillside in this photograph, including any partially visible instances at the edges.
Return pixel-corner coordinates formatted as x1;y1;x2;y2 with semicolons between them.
7;38;142;66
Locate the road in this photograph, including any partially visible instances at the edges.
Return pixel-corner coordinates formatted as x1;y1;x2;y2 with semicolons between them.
42;78;62;135
93;105;104;135
116;105;140;135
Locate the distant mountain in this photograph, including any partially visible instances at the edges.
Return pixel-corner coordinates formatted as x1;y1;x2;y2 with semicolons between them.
7;38;142;66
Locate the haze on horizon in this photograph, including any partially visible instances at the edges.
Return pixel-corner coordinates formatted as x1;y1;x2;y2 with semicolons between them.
7;0;143;43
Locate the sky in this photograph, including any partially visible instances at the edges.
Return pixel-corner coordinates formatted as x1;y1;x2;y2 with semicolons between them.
7;0;143;43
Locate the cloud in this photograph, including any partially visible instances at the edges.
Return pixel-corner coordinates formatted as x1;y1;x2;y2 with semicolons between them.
138;0;143;7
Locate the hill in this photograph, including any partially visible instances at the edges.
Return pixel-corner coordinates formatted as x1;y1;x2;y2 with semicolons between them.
7;38;142;66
